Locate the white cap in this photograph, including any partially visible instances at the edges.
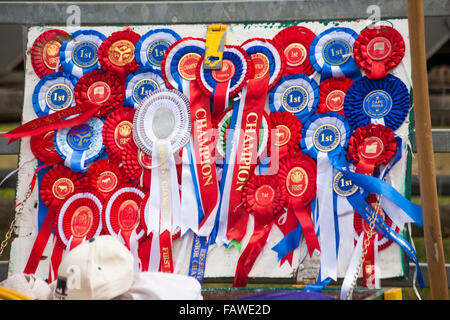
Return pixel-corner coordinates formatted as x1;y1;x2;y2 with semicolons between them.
54;235;134;300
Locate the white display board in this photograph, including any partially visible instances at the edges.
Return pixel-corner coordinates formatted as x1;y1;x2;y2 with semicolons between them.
9;19;412;283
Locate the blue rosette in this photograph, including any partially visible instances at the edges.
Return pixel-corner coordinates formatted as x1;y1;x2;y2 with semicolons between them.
135;29;181;70
241;38;284;91
32;71;78;118
125;67;167;108
54;116;105;173
59;30;106;79
343;74;410;131
161;37;205;92
309;27;361;82
269;73;319;124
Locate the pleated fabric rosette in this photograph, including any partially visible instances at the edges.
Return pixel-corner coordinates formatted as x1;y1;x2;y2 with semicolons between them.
124;66;166;108
269;73;319;124
353;25;405;80
344;74;410;131
98;29;141;78
309;27;361;82
272;26;316;76
135;28;181;70
54;116;105;172
317;77;354;116
30;29;72;78
241;37;285;91
74;69;125;117
32;71;78;118
59;29;106;79
102;107;135;162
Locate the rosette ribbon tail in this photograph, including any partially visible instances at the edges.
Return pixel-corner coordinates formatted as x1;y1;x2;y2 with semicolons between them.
288;200;320;257
233;207;273;287
1;102;102;144
211;80;231;122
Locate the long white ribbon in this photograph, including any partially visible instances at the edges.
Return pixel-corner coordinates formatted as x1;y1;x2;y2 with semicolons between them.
317;152;337;282
180;144;200;235
336;196;355;273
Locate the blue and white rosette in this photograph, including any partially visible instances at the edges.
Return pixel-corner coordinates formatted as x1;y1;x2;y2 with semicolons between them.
241;38;284;91
59;30;106;79
309;27;361;82
54;117;105;173
32;71;78;118
344;74;410;131
301;112;351;282
135;29;181;70
269;74;319;124
162;37;205;94
125;67;166;108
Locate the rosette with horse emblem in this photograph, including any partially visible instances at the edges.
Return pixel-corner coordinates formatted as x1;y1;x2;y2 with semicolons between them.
233;174;286;287
86;158;128;202
31;29;72;78
317;77;353;116
344;74;410;131
353;25;405;80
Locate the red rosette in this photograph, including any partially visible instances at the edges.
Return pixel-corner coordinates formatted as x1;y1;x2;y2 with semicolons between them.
30;29;72;78
30;130;63;164
269;111;302;160
278;152;320;257
121;138;152;189
102;184;146;249
317;77;354;116
347;124;398;175
234;174;286;287
74;70;126;117
98;29;141;78
102;107;135;162
353;26;405;80
86;158;128;201
40;164;85;208
54;191;103;250
272;26;316;76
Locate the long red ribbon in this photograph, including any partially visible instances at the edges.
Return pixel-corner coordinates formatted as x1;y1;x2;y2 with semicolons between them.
1;102;102;143
226;73;270;243
211;81;230;122
159;230;174;273
289;200;320;257
189;81;219;230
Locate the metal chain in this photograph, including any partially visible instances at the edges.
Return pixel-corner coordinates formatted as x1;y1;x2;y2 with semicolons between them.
0;184;33;257
344;194;381;300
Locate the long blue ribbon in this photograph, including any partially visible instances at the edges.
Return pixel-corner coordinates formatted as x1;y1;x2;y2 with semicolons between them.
188;235;210;284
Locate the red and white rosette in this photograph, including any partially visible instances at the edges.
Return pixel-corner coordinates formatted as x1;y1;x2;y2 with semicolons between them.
121;138;152;190
98;29;141;78
52;191;103;278
24;164;85;276
353;194;400;288
30;29;72;78
233;174;286;287
102;107;135;162
346;123;397;176
269;111;302;160
272;26;316;76
278;152;320;258
103;185;146;251
241;37;285;91
196;45;252;121
86;158;128;201
317;77;353;116
353;26;405;80
74;70;126;117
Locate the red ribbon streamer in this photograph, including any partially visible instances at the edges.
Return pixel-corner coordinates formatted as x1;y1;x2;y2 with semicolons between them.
1;102;102;144
159;230;174;273
226;73;270;243
189;80;220;230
